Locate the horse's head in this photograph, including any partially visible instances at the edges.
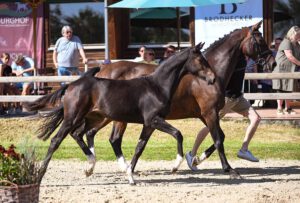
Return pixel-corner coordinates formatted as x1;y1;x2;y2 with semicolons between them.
241;21;276;71
186;42;215;84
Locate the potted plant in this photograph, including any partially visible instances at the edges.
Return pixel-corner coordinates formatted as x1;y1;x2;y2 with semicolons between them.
0;144;40;203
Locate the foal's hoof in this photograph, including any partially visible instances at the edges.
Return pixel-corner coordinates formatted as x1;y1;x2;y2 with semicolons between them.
129;181;136;186
84;169;93;177
229;169;242;179
171;154;184;173
171;167;179;173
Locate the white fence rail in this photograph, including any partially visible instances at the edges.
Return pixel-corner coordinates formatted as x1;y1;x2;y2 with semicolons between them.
0;73;300;102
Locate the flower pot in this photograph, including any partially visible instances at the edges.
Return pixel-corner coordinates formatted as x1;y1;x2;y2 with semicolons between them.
0;181;39;203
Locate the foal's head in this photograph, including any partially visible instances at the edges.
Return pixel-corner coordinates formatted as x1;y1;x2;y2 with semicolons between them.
185;42;215;84
241;21;276;71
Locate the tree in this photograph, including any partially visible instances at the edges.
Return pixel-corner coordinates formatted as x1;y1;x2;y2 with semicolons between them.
273;0;300;38
49;5;104;44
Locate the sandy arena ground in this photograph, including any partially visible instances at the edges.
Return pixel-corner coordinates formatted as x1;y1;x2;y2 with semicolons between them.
39;159;300;203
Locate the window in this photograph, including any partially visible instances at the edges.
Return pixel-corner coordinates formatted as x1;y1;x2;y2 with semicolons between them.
49;2;104;46
130;8;190;45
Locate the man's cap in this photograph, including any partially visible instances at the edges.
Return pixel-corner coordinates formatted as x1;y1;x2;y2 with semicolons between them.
14;54;24;64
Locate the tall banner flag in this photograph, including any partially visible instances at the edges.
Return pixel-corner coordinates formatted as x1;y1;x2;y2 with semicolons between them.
195;0;263;49
0;2;44;69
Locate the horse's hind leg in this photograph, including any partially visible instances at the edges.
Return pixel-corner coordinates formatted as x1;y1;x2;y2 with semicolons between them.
38;121;72;183
109;121;128;172
150;116;184;172
127;125;155;185
71;125;96;177
86;118;112;157
71;117;111;176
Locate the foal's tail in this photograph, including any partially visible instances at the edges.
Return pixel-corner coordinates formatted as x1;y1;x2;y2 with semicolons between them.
23;85;68;112
23;67;101;112
37;105;64;141
33;67;101;141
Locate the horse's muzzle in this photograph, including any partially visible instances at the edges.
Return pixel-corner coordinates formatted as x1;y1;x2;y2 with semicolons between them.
206;71;216;85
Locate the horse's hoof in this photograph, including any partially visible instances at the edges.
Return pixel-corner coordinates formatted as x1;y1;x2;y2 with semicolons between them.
229;169;242;179
126;164;136;185
84;170;93;177
171;167;178;173
117;156;128;172
129;181;136;186
171;154;183;173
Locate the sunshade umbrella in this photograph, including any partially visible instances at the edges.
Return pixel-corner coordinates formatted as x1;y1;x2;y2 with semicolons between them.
130;8;189;29
109;0;247;48
109;0;247;9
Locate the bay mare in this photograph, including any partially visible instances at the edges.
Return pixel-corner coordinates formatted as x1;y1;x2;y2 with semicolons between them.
78;21;275;176
25;43;215;184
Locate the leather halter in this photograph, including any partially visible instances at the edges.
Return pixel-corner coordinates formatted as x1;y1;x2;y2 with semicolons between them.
242;27;272;67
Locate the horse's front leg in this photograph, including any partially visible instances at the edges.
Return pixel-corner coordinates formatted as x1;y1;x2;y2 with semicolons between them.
109;121;128;172
204;113;241;179
150;116;184;173
127;125;155;185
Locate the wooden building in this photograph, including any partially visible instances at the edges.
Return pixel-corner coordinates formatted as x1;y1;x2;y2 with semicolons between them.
42;0;276;72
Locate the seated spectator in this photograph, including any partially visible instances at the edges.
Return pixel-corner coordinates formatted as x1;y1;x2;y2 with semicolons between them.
141;49;158;65
0;53;11;114
133;45;147;62
11;54;34;96
159;45;176;64
0;53;21;114
0;53;12;76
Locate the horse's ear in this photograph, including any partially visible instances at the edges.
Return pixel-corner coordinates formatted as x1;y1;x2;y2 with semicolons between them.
252;20;262;31
195;42;205;52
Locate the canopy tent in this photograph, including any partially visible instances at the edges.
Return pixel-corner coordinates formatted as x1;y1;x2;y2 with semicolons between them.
109;0;247;48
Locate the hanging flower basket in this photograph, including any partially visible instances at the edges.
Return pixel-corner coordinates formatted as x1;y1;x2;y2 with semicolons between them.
0;180;39;203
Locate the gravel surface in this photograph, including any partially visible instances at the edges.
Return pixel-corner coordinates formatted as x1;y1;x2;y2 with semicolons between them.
39;159;300;203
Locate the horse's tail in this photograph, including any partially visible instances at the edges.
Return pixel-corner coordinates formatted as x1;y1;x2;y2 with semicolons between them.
23;67;101;112
37;105;64;141
23;85;68;112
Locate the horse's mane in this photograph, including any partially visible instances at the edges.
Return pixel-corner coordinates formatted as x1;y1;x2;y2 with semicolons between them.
156;46;190;68
204;27;248;53
143;47;191;79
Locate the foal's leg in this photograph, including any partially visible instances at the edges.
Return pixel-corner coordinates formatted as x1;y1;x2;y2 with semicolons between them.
109;121;128;171
38;120;72;183
150;116;184;172
71;125;97;177
127;125;155;185
86;118;112;157
72;116;111;176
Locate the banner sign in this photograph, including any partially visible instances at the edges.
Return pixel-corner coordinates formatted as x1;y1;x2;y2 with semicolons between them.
0;2;44;69
195;0;263;49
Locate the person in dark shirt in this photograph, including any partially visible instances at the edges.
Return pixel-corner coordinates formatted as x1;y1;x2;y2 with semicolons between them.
185;54;261;171
0;53;12;114
159;45;176;64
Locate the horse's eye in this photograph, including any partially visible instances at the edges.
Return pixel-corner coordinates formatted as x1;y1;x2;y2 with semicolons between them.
254;33;262;37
